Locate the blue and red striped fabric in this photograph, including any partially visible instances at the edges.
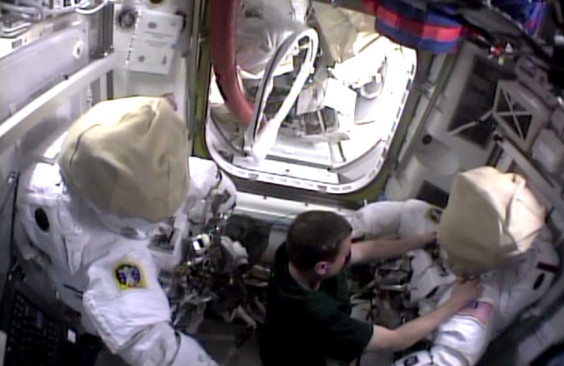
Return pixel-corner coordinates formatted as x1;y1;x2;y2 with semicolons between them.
369;0;463;53
524;4;546;35
493;0;546;35
361;0;546;53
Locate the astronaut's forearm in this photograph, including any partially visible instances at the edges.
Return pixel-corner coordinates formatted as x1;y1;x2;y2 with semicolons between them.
366;299;460;352
351;233;433;264
392;299;460;350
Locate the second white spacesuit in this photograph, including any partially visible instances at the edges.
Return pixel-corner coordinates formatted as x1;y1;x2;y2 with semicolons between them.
15;97;237;366
349;179;559;366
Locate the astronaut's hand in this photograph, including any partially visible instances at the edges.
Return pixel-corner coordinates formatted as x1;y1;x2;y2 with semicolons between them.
419;231;437;249
448;279;483;310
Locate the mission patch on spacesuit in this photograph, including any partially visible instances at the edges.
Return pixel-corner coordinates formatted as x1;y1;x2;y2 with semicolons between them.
114;262;147;290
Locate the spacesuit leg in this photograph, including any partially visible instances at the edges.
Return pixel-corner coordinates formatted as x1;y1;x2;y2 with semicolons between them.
431;301;495;365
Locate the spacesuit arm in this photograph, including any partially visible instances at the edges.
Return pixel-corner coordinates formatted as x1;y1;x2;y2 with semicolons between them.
350;199;439;239
351;232;436;265
82;241;217;366
349;201;404;239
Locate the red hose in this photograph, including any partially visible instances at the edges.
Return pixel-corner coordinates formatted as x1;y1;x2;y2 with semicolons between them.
210;0;254;126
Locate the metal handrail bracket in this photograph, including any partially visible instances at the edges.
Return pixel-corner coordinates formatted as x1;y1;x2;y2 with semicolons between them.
0;53;119;153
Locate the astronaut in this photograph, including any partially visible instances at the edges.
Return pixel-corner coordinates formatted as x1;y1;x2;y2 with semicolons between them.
15;97;237;366
350;167;560;366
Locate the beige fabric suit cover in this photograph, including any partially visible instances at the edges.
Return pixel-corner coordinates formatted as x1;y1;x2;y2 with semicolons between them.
438;166;546;276
58;97;190;222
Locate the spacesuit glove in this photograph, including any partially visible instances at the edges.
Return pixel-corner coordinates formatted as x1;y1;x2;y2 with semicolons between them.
170;333;219;366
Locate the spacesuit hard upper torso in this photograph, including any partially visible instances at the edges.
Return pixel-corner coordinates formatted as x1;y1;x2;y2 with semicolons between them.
15;155;235;366
350;200;560;366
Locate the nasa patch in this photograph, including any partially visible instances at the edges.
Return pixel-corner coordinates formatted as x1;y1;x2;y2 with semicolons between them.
114;262;147;290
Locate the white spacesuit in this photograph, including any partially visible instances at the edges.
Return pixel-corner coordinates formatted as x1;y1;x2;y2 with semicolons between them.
349;169;560;366
15;97;237;366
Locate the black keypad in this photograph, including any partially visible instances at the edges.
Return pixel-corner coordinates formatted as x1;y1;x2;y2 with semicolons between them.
4;293;60;366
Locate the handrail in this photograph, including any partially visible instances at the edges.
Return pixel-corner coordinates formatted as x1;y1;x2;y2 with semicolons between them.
0;53;118;153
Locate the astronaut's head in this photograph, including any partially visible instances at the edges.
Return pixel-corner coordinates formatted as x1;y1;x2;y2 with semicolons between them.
286;210;353;279
438;166;546;276
58;97;190;228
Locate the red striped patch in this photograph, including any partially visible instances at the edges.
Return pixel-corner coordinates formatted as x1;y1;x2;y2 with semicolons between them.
377;6;462;42
361;0;379;14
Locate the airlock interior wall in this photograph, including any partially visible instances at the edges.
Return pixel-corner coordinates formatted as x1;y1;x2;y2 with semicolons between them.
385;42;506;202
0;19;94;304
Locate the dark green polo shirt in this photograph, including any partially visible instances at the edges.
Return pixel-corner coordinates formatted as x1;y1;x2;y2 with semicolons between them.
259;244;373;366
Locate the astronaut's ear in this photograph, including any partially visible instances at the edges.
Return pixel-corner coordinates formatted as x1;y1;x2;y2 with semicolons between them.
314;261;329;276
